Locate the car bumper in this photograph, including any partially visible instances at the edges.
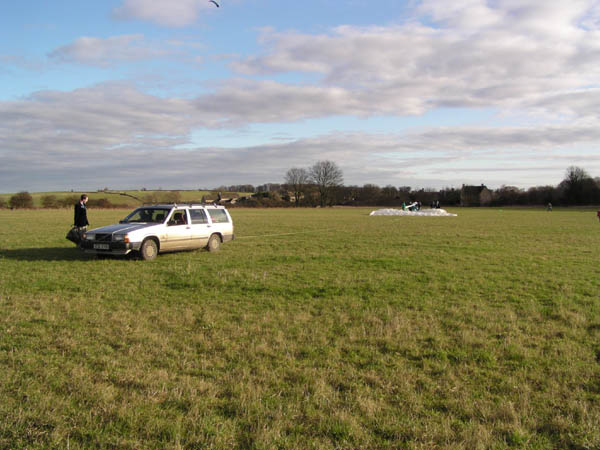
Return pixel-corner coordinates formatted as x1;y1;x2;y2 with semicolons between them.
80;240;141;255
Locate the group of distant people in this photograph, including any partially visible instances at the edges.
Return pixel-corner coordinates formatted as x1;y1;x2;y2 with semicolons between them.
401;201;423;211
399;200;442;212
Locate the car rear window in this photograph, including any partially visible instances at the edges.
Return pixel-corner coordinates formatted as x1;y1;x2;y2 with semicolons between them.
207;209;229;223
190;209;208;224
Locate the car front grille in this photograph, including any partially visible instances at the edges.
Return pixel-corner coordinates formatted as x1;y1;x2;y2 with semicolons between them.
95;233;112;242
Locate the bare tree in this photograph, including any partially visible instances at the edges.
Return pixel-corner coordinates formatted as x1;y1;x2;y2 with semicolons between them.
9;191;34;209
41;195;58;208
561;166;592;205
308;160;344;207
284;167;309;206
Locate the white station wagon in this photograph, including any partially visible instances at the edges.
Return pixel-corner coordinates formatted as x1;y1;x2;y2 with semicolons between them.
80;204;234;260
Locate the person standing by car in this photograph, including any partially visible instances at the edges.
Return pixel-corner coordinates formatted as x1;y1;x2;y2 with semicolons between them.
66;194;90;245
74;194;89;232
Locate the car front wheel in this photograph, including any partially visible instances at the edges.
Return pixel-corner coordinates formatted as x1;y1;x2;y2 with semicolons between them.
207;234;221;252
140;239;158;260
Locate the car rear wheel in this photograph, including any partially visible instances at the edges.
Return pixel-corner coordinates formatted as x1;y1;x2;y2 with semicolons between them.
140;239;158;260
207;234;221;252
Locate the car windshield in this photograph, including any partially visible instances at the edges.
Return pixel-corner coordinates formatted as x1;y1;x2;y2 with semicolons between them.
122;208;170;223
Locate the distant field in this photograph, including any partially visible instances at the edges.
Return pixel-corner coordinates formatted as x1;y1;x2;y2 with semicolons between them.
0;190;246;208
0;207;599;448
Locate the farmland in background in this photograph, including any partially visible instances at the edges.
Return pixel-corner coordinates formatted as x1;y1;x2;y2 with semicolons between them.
0;207;599;448
0;190;249;208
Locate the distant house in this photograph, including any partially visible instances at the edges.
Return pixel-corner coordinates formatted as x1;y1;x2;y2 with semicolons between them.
460;184;492;206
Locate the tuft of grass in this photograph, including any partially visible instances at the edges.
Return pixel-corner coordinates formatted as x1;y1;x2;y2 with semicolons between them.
0;207;599;448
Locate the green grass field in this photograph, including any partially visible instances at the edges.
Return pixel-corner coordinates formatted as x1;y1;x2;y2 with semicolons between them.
0;207;599;449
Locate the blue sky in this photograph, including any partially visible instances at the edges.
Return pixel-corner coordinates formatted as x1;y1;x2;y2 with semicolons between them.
2;0;600;192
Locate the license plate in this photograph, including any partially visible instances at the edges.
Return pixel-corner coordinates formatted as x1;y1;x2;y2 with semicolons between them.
94;243;110;250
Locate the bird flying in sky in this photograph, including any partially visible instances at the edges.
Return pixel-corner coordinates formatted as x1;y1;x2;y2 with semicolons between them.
209;0;219;7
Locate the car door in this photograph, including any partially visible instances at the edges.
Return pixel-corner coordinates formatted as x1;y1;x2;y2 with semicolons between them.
188;209;211;248
206;208;233;240
162;209;192;251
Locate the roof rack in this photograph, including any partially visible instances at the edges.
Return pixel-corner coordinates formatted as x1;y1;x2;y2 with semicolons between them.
141;203;225;208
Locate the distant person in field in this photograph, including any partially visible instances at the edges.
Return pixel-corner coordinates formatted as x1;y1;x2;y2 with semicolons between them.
547;202;552;211
597;209;600;223
74;194;89;231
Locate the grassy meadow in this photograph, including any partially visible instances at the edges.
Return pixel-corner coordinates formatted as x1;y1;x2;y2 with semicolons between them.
0;207;599;449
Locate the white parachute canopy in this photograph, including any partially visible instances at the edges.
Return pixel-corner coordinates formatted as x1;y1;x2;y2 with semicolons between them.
370;208;457;217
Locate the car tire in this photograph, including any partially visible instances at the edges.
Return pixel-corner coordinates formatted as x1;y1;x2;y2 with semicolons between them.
207;234;221;252
140;239;158;261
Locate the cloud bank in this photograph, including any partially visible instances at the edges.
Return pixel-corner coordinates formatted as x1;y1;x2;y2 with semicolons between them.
2;0;600;191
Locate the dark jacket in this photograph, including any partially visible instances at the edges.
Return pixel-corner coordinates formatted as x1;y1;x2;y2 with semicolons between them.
74;202;89;227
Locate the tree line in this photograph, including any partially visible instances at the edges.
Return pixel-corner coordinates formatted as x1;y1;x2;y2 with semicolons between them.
2;190;236;209
2;193;134;210
271;163;600;207
3;164;599;209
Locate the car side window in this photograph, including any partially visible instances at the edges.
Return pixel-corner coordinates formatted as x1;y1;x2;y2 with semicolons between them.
169;210;188;225
207;209;229;223
190;209;208;224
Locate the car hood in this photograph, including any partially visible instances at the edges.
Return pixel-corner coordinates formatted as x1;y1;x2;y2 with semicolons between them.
88;223;160;234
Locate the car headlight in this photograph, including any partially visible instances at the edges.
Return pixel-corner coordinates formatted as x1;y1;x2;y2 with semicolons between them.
84;233;95;240
113;234;129;243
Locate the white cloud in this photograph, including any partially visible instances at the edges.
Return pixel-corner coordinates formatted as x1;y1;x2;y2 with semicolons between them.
418;0;592;37
112;0;216;27
48;35;170;67
0;83;195;153
0;54;44;72
193;79;404;124
232;1;600;119
35;1;600;124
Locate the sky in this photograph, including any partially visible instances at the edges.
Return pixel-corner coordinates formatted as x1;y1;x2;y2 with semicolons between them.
2;0;600;193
